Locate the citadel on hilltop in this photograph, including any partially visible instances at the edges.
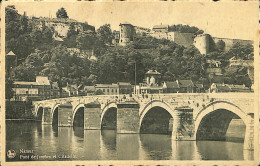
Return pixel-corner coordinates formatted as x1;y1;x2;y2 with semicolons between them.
116;22;253;55
25;12;253;56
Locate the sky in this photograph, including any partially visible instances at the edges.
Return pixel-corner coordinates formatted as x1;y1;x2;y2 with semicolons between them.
5;1;259;40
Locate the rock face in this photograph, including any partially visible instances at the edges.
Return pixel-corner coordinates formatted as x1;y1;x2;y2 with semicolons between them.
29;17;95;39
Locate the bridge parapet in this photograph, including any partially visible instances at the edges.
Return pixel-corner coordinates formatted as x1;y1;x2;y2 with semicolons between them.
33;92;254;118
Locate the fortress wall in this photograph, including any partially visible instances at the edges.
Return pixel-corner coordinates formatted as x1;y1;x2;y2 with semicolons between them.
212;37;253;51
150;31;194;47
173;32;194;47
151;32;169;40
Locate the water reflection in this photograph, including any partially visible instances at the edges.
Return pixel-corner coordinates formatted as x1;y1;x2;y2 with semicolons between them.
140;134;172;160
100;130;117;159
6;121;253;161
171;141;196;160
117;134;140;160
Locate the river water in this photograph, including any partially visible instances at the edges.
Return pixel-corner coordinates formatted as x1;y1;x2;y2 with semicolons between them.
6;120;254;161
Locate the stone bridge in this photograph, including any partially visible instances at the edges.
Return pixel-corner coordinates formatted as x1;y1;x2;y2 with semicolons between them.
33;93;254;150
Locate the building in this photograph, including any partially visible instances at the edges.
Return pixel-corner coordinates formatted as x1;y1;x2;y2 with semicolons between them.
112;31;120;44
210;83;251;93
117;82;133;94
119;22;135;46
195;83;205;93
145;70;161;86
84;86;96;95
50;82;60;98
95;84;119;95
135;70;164;94
13;76;51;101
61;83;85;97
94;82;133;95
162;80;196;93
162;81;179;93
135;83;164;95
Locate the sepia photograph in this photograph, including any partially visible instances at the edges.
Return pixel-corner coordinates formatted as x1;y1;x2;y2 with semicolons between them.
1;1;259;165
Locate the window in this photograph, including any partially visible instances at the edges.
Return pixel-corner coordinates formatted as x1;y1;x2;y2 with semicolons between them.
103;89;105;92
107;89;109;92
112;89;114;92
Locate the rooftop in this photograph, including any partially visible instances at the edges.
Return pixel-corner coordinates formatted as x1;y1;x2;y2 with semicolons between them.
120;22;132;26
84;86;96;92
163;80;195;88
145;70;161;75
13;81;37;86
95;84;119;88
163;81;179;89
36;76;50;85
14;76;50;86
153;25;168;30
212;83;250;92
117;82;132;86
195;84;204;89
7;51;15;56
178;80;194;88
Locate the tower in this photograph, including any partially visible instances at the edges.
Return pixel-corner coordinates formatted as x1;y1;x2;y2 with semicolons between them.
193;34;210;55
119;22;135;46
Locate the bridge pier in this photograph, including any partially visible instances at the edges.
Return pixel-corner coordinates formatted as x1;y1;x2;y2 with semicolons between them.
172;107;195;140
58;103;73;127
117;102;140;134
42;107;52;125
84;102;101;130
243;113;254;150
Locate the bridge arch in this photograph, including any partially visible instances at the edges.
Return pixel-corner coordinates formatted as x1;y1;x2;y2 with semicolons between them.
139;100;174;134
194;101;248;140
51;104;60;125
36;105;44;121
139;100;174;126
51;104;60;118
101;102;117;123
101;102;117;129
72;103;85;126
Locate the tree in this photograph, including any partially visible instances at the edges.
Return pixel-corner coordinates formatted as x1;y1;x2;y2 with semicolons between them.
215;40;225;51
56;7;69;19
97;24;113;45
225;43;253;60
76;30;96;50
5;77;14;100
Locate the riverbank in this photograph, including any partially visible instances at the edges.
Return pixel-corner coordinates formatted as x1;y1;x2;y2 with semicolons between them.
6;101;35;119
6;119;38;121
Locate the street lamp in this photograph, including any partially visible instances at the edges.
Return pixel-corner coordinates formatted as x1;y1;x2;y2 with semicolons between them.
128;60;137;95
134;61;136;95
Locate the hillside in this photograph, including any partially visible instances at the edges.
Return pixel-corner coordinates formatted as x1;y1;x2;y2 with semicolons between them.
5;5;254;97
